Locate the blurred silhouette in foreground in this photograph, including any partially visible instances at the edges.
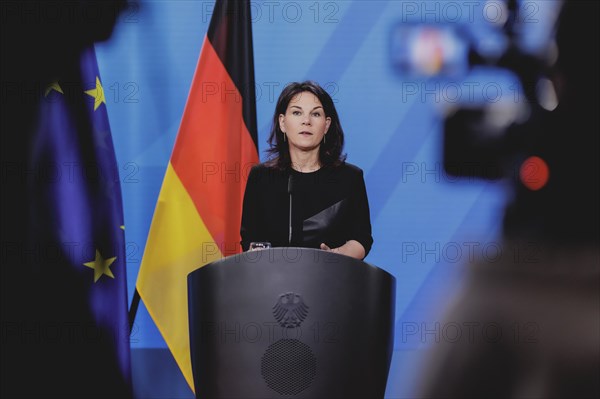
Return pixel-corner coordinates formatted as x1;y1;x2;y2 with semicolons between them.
416;2;599;398
1;1;132;398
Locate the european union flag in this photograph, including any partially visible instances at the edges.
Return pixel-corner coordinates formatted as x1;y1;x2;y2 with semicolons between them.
32;46;130;382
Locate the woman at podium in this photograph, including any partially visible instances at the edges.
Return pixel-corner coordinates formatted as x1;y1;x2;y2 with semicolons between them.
240;81;373;260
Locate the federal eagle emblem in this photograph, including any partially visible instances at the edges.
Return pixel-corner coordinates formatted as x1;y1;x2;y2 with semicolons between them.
272;292;309;328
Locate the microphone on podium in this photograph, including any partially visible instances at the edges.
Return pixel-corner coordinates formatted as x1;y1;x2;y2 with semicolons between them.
288;174;295;244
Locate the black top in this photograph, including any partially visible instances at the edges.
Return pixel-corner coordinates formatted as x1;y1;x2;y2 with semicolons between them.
240;162;373;257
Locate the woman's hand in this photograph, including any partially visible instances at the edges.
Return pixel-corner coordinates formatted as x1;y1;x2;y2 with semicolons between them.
320;240;365;260
319;243;337;253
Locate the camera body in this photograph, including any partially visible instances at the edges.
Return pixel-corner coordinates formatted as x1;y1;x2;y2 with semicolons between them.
391;1;599;242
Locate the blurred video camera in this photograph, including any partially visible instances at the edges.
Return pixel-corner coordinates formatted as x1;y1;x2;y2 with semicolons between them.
391;0;559;180
391;0;599;241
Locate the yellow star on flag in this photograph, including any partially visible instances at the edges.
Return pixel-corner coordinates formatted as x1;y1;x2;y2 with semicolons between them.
45;81;63;97
83;249;116;283
84;76;106;111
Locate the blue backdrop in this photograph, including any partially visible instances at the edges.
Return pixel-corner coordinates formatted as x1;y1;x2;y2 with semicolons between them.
95;1;558;397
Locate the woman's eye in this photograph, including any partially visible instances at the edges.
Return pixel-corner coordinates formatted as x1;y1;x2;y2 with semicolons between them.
312;112;321;117
292;111;301;116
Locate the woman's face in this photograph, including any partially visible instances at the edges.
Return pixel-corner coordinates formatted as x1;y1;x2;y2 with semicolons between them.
279;91;331;153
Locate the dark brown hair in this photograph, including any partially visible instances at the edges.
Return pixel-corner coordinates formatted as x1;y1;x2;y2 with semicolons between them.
266;81;346;170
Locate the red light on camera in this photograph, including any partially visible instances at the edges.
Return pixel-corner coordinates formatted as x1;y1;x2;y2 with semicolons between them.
520;156;550;191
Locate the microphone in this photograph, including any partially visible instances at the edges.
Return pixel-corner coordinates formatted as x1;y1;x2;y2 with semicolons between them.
288;174;294;244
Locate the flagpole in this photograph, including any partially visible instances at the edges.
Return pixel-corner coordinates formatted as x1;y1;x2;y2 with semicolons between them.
129;288;141;332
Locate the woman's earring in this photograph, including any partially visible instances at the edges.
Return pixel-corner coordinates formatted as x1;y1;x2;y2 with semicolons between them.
283;132;287;142
323;134;326;144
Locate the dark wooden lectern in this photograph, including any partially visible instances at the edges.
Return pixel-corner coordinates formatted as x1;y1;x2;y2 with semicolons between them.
188;248;395;398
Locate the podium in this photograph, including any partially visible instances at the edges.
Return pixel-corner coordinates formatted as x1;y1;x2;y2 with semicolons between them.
187;248;395;398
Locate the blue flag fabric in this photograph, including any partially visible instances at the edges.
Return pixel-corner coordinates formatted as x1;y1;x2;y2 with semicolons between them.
32;46;131;381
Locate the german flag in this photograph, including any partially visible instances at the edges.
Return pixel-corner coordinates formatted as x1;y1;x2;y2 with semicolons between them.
135;0;259;392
